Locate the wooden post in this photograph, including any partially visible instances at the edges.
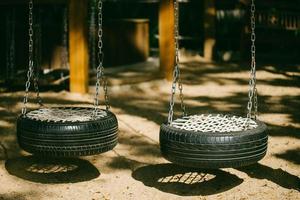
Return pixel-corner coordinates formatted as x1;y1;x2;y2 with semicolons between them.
204;0;216;61
159;0;175;81
69;0;89;93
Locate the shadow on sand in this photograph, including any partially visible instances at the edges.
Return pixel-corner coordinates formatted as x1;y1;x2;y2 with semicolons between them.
5;156;100;184
237;163;300;191
132;163;243;196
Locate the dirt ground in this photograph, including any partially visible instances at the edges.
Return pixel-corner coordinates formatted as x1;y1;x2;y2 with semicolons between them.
0;58;299;200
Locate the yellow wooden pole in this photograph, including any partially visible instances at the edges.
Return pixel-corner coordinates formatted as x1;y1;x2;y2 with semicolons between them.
69;0;89;93
159;0;175;81
204;0;216;61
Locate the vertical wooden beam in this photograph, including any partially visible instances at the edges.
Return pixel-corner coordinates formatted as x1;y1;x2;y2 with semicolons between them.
159;0;175;81
69;0;89;93
204;0;216;61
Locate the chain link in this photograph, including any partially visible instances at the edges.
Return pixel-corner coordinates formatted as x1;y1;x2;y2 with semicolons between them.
93;0;110;115
178;71;186;116
22;0;43;114
167;0;186;124
246;0;258;120
175;0;186;117
22;0;35;115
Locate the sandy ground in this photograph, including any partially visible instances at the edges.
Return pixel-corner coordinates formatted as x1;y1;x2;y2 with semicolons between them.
0;58;299;200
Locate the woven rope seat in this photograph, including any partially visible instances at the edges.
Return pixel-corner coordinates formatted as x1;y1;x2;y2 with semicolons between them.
171;114;258;133
17;107;118;157
25;107;108;123
160;114;267;168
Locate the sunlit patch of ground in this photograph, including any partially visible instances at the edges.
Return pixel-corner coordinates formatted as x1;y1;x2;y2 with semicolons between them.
0;60;299;200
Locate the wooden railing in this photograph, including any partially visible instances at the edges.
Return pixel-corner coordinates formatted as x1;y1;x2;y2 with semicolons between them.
256;10;300;31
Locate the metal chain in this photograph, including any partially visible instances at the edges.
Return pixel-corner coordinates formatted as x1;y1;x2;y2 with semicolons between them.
21;0;35;115
246;0;258;120
93;0;110;115
168;0;186;124
175;0;186;117
98;0;110;110
102;72;110;110
99;1;110;110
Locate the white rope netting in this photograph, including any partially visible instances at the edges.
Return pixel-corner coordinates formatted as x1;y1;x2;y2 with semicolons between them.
171;114;258;133
25;107;107;123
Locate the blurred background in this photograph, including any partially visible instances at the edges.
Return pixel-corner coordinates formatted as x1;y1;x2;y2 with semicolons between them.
0;0;299;92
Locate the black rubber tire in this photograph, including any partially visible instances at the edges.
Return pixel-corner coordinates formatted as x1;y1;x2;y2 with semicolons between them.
17;108;118;157
160;118;268;168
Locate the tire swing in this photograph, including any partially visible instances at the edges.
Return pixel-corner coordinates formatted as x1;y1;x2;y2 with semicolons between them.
17;0;118;157
160;0;268;168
